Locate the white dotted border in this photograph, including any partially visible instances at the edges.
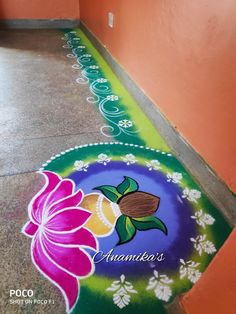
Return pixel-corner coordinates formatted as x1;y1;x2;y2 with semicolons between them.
39;142;172;171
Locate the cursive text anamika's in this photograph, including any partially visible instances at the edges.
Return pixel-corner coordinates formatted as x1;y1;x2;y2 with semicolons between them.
93;249;165;263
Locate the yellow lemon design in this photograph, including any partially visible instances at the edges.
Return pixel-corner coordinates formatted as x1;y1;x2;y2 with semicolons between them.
81;193;121;237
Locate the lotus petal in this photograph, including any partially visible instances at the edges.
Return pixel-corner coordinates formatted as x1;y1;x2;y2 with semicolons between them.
42;233;94;277
45;227;98;250
30;171;61;223
32;235;79;312
47;189;83;217
43;179;74;213
45;208;91;232
22;221;39;237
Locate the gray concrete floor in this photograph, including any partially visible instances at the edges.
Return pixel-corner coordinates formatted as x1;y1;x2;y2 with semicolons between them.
0;29;109;314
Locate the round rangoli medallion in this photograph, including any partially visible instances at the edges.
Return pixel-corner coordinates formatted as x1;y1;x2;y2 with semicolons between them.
22;142;230;313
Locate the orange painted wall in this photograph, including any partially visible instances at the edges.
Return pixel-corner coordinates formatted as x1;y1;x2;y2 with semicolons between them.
80;0;236;193
0;0;80;19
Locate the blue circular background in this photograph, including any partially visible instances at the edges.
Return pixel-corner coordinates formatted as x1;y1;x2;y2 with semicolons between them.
69;161;197;278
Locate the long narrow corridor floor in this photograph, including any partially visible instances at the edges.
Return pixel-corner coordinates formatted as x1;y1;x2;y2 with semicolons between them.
0;29;231;314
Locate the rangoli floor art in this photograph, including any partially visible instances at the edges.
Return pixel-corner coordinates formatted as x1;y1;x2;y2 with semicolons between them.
21;29;232;314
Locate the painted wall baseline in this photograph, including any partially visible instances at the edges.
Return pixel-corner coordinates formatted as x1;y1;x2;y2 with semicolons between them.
0;19;80;29
80;21;236;227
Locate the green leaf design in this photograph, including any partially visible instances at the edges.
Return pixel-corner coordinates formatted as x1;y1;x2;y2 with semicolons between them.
93;185;122;203
115;215;136;245
131;216;168;235
116;176;139;195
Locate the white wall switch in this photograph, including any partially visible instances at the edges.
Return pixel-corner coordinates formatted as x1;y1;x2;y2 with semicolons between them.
108;12;114;28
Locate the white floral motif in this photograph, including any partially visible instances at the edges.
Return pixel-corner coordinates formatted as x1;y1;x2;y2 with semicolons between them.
106;95;119;101
82;54;91;57
89;65;99;69
167;172;183;183
97;153;112;165
106;274;137;309
77;45;85;49
63;44;72;49
146;160;161;171
74;160;89;172
118;120;133;129
191;210;215;228
96;78;108;83
121;154;137;165
182;188;201;202
190;235;216;256
146;270;173;302
179;259;202;283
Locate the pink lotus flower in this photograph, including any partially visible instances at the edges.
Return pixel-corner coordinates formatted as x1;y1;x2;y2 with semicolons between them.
22;171;98;313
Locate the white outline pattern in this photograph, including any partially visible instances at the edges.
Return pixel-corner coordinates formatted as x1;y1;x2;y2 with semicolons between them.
146;270;173;302
106;274;137;309
62;32;140;139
